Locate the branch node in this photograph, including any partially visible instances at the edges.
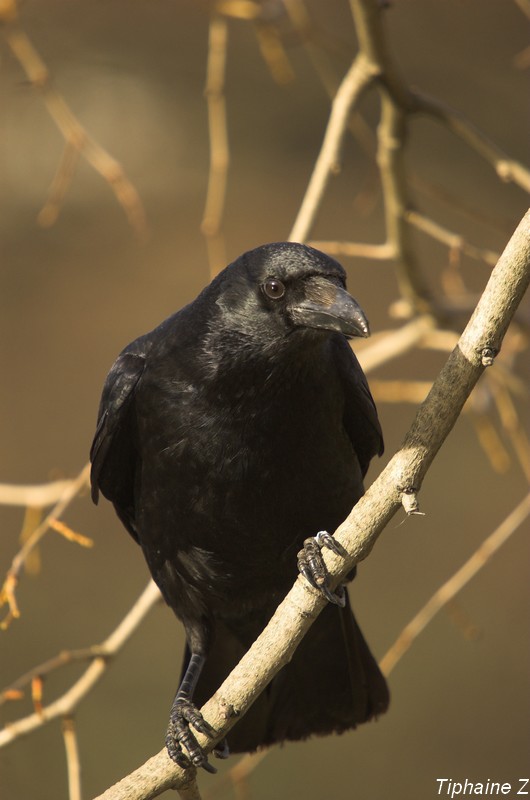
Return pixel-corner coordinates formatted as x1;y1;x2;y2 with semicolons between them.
480;347;497;367
400;488;424;515
218;698;239;720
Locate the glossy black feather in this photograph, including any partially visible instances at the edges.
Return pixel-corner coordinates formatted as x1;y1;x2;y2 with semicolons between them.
90;241;388;756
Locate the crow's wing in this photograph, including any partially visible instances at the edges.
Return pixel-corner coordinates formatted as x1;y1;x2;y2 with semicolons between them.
90;344;147;541
332;335;384;478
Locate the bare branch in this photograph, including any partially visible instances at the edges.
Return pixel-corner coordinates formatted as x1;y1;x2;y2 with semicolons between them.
379;493;530;677
62;716;83;800
0;464;91;628
201;15;230;277
355;315;435;373
0;478;80;507
376;93;433;311
1;648;103;707
0;581;161;748
0;2;147;237
413;90;530;194
288;52;378;242
308;240;395;260
487;373;530;481
37;141;80;228
405;210;500;267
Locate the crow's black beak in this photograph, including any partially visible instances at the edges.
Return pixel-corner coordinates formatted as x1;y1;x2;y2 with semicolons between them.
289;277;370;338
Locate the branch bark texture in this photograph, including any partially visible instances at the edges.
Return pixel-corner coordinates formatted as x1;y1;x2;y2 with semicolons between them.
93;211;530;800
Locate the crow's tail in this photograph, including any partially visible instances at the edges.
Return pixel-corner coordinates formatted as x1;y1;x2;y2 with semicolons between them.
188;590;389;754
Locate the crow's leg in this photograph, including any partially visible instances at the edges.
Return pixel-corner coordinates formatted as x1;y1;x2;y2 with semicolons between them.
297;531;346;606
166;653;227;773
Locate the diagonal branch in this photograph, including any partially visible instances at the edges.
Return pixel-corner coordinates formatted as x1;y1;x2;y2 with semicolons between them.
0;580;161;748
1;2;147;237
288;52;379;242
201;15;230;277
412;90;530;194
92;210;530;800
0;464;91;628
202;490;530;796
379;492;530;677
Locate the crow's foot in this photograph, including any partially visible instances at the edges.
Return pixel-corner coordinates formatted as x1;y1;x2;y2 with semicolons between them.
297;530;346;606
165;698;218;773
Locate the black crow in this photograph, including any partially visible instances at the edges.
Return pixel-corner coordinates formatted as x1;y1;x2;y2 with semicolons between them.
90;242;389;772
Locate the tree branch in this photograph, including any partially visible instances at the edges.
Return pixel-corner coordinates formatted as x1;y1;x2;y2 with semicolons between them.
412;90;530;194
0;464;91;628
0;0;147;237
288;52;378;242
62;716;83;800
0;478;80;507
379;492;530;676
201;15;230;277
0;581;161;748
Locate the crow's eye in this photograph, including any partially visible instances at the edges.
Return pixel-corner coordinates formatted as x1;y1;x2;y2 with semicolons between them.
262;279;285;300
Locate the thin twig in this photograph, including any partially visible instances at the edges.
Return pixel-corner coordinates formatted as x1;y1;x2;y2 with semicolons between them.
0;478;79;507
468;405;512;474
0;580;161;748
252;19;295;85
487;373;530;482
62;716;83;800
288;52;378;242
0;464;91;628
1;4;147;237
285;0;379;162
347;1;434;311
355;315;435;373
379;493;530;676
308;240;395;260
201;15;230;277
37;141;81;228
413;89;530;194
1;647;106;706
410;172;514;238
376;92;432;311
405;210;500;267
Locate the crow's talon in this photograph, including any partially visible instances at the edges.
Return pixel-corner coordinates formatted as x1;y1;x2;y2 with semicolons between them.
315;530;347;557
166;699;217;773
297;531;346;606
322;583;346;607
213;738;230;760
165;726;191;769
199;757;217;774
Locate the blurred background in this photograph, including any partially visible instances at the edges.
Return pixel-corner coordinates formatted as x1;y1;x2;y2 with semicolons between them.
0;1;528;798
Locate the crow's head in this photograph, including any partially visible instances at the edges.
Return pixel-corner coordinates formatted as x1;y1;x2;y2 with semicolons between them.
212;242;370;345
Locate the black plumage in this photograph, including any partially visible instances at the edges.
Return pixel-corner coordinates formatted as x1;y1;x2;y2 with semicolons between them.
90;242;389;771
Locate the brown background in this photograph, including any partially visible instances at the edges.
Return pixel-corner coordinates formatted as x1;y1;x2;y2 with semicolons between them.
0;1;528;799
